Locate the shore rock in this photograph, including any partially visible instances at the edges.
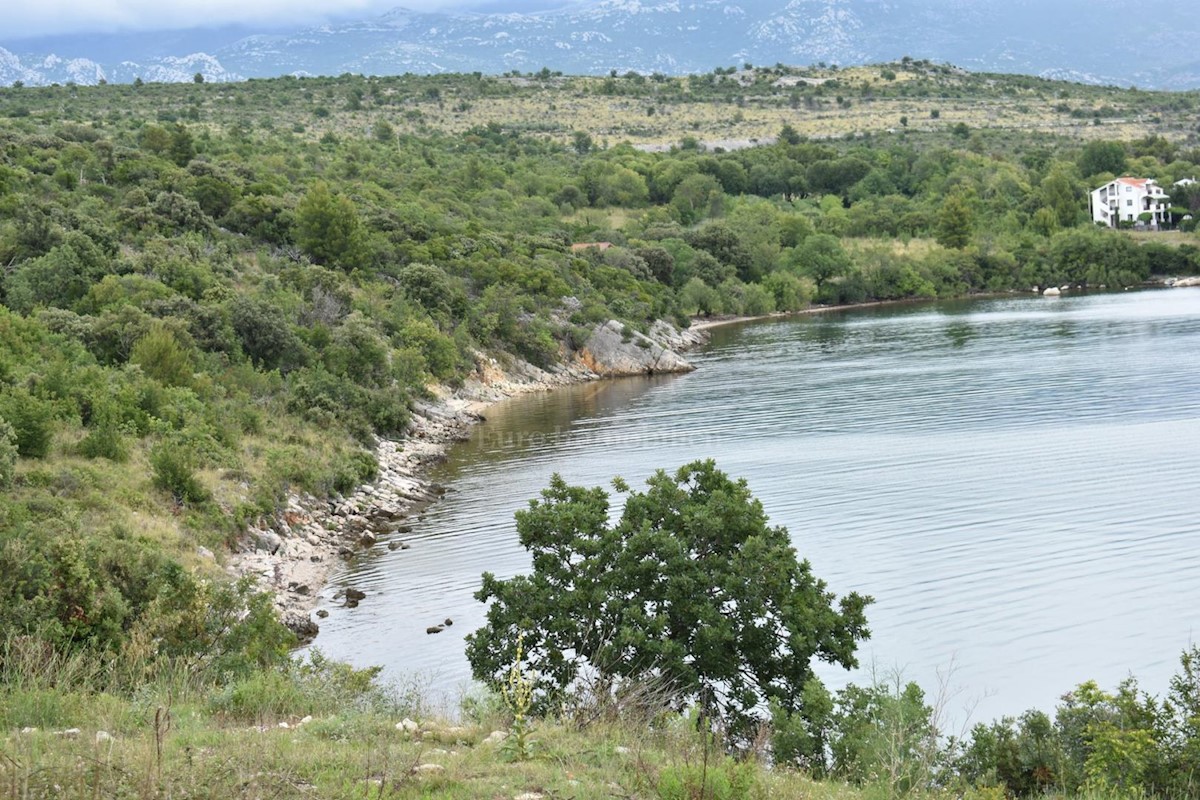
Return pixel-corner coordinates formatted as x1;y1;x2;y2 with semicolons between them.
1170;276;1200;288
1043;287;1062;296
577;320;695;377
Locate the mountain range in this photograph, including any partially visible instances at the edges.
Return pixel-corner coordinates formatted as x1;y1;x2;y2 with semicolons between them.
2;0;1198;89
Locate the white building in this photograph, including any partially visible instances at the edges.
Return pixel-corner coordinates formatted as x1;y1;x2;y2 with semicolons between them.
1089;177;1170;228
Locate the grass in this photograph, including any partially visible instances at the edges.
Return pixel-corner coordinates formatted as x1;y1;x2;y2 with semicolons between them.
0;679;1146;800
1;631;1173;800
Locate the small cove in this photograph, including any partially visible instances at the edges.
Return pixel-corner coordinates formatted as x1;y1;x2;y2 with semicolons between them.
314;290;1200;723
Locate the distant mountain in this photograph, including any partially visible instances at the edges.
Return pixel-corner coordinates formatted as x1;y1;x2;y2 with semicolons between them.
2;0;1199;89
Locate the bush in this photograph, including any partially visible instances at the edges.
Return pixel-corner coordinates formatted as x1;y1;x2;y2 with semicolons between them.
656;758;758;800
0;389;55;459
129;324;194;387
208;650;384;721
0;418;17;487
150;443;209;504
77;401;129;462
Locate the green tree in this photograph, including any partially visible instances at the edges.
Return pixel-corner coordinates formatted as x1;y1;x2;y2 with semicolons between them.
791;233;852;292
935;193;974;249
130;324;194;387
295;181;369;271
465;461;872;740
571;130;594;155
372;119;395;143
1040;164;1083;228
1078;140;1127;179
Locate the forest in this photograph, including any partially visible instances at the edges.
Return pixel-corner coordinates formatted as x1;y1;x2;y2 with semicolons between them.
2;66;1200;798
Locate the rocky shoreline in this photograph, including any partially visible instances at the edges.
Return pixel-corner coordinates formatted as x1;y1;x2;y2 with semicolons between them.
228;319;707;641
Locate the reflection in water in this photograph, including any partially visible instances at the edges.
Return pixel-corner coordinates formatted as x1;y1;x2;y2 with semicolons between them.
315;290;1200;723
944;321;975;348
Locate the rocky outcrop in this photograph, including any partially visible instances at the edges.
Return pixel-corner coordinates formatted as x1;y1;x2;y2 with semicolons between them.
576;320;696;377
1168;276;1200;288
228;318;708;642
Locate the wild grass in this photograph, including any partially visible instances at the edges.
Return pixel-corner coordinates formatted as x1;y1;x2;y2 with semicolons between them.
0;642;1155;800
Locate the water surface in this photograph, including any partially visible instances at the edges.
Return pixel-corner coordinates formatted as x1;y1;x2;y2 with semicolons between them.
315;290;1200;723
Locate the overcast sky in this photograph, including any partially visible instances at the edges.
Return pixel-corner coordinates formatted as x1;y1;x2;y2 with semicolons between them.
2;0;491;40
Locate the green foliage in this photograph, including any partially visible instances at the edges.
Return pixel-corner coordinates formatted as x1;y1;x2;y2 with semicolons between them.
129;323;194;387
466;460;872;742
1078;140;1128;179
0;418;17;487
656;757;759;800
208;650;383;721
150;443;210;504
936;192;975;249
295;181;369;270
0;388;55;459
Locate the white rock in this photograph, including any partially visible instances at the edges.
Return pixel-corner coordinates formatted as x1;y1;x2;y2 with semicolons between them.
95;730;113;743
614;746;631;754
53;728;81;738
397;718;420;733
197;546;215;560
413;763;444;775
299;715;313;725
19;727;37;735
483;730;508;745
278;721;290;729
514;794;544;800
1043;287;1061;296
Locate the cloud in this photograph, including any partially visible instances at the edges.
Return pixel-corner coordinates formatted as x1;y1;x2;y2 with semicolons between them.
1;0;447;40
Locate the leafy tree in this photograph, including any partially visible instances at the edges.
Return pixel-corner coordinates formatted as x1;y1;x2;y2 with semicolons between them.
571;130;593;155
295;181;369;270
935;193;975;249
4;232;110;313
671;173;723;224
685;222;756;282
372;119;395;143
230;296;306;371
1039;163;1083;228
466;460;872;740
791;233;852;292
1078;140;1127;179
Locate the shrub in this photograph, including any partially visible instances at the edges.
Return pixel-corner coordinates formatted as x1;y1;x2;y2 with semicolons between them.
0;418;17;487
150;443;209;504
0;389;54;459
129;324;194;387
77;401;129;462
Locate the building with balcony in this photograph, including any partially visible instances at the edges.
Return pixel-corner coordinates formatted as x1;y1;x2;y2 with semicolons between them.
1090;177;1170;228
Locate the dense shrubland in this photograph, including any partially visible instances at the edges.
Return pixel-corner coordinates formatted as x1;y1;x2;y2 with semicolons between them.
1;69;1199;797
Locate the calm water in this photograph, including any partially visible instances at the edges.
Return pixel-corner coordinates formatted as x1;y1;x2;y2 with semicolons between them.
315;290;1200;724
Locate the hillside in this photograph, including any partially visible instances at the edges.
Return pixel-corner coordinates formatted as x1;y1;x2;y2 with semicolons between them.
3;0;1200;89
1;68;1200;798
2;62;1199;150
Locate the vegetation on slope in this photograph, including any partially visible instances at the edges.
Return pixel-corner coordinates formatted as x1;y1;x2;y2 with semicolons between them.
1;66;1200;798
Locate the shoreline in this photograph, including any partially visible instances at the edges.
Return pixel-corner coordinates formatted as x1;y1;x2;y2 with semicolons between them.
228;320;707;640
227;295;1007;639
688;293;1009;332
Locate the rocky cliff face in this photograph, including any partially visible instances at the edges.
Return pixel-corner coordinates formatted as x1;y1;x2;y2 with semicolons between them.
577;320;700;377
